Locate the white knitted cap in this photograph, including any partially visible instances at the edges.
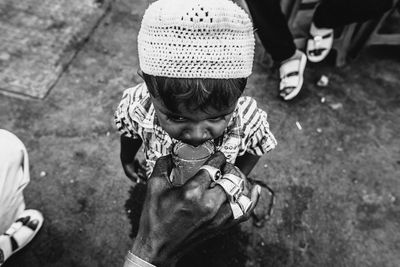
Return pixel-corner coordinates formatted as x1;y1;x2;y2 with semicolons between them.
138;0;255;79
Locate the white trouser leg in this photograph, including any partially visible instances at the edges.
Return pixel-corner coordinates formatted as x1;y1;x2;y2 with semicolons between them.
0;130;30;234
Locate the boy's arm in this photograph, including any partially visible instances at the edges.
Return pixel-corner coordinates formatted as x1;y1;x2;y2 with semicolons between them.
234;152;261;177
120;135;144;182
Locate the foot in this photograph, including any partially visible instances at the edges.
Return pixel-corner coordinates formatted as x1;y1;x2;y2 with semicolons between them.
279;50;307;101
306;22;334;62
0;210;43;265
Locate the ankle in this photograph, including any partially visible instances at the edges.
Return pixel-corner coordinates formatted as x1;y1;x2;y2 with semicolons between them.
282;49;304;64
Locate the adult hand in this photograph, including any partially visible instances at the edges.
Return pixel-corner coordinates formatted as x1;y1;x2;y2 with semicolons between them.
128;151;261;266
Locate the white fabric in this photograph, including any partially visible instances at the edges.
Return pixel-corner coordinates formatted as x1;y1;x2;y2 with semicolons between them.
138;0;255;78
0;130;29;234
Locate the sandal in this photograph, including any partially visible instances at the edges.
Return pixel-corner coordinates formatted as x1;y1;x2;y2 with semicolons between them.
247;177;275;228
306;23;334;62
0;209;43;265
279;51;307;101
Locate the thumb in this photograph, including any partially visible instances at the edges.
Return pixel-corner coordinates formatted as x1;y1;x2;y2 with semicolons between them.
148;154;173;192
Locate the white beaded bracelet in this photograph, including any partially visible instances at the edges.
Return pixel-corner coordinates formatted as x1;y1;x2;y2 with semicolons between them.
123;250;156;267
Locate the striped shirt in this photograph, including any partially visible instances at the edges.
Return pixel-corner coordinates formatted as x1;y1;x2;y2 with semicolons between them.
114;83;277;176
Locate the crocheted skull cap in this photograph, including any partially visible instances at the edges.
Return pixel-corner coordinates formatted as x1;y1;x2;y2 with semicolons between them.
138;0;255;79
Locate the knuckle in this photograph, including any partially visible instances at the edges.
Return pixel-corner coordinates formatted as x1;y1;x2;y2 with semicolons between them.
183;186;203;202
201;198;217;214
208;219;220;229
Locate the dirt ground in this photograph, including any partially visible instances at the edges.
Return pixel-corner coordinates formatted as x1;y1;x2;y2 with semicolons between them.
1;0;400;266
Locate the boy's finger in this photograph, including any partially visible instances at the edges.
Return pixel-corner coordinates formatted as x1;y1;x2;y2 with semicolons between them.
249;185;262;212
237;184;261;222
221;163;250;195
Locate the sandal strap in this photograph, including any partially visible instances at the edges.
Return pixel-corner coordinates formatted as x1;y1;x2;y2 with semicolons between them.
308;48;327;56
312;32;333;41
279;59;302;79
0;249;4;264
281;86;296;91
16;216;30;225
4;216;29;236
10;236;19;252
280;75;300;89
282;71;299;78
25;220;39;231
309;31;333;51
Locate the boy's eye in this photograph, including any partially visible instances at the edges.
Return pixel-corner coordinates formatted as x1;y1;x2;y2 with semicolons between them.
168;115;187;122
208;116;225;122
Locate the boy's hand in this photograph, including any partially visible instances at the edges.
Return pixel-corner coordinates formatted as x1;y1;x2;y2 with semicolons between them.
122;159;147;183
120;135;144;183
247;177;275;228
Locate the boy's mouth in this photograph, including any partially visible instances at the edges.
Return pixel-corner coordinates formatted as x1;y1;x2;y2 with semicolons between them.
180;138;212;147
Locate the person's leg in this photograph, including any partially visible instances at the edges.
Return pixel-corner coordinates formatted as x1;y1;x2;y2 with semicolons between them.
245;0;296;62
0;130;29;234
313;0;393;29
244;0;306;100
307;0;393;62
0;130;43;265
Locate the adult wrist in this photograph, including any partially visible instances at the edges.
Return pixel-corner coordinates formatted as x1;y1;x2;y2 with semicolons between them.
129;236;163;265
123;250;156;267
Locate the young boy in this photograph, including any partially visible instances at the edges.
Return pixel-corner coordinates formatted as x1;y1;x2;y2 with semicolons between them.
115;0;277;183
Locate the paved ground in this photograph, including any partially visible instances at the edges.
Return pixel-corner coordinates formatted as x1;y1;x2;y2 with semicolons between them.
0;0;111;99
0;0;399;266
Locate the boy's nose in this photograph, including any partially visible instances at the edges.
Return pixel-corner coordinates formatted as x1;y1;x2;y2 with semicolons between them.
183;125;209;147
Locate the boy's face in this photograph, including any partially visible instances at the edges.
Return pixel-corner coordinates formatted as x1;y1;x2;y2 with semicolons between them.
151;96;236;147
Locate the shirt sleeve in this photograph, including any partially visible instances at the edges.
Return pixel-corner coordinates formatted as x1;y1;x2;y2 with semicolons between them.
240;97;277;156
114;85;143;139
